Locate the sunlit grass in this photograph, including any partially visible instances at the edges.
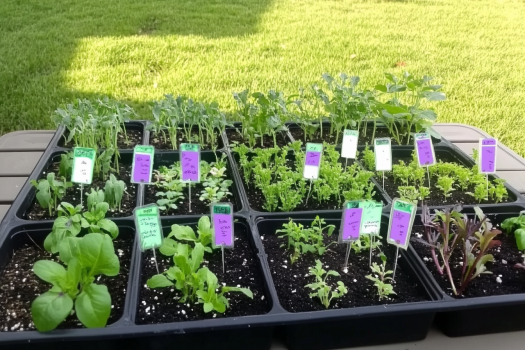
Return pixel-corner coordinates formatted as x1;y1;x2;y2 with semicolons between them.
1;0;525;154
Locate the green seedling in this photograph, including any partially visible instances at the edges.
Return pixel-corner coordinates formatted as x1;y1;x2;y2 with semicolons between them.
305;260;348;308
366;253;396;300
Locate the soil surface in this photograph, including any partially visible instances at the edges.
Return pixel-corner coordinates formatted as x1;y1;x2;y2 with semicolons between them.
289;126;440;146
137;225;270;324
0;237;133;332
59;129;142;149
412;223;525;298
261;228;429;312
236;157;385;212
144;181;239;215
149;128;224;150
25;163;137;220
360;153;513;206
225;129;289;149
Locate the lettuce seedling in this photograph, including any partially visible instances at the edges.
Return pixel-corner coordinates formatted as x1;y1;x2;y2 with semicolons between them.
366;253;396;300
305;260;348;308
32;233;120;331
160;216;213;255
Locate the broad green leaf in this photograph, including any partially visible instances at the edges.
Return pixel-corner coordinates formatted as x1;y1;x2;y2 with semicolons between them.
159;238;178;256
203;302;214;313
31;286;74;332
212;299;226;313
59;236;81;265
66;258;82;295
382;104;408;114
33;260;67;286
190;243;205;273
43;232;55;253
222;287;253;299
147;274;174;288
75;234;120;277
75;283;111;328
98;219;119;239
172;224;197;242
425;91;446;101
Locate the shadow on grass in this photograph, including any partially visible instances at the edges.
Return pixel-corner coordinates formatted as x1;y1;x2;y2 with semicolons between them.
0;0;273;133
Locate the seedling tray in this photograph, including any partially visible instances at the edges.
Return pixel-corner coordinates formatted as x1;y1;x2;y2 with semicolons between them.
143;150;247;215
15;151;139;221
229;150;390;215
406;204;525;337
144;123;226;151
253;214;442;350
286;121;442;147
359;143;524;210
222;122;294;149
53;121;147;151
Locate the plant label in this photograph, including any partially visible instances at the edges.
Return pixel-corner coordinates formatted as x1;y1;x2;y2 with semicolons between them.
181;143;201;182
303;143;323;179
414;133;436;167
374;138;392;171
479;138;497;174
131;145;155;184
211;203;234;249
359;200;383;234
339;200;363;243
71;147;96;184
387;198;416;250
341;129;359;159
134;204;163;251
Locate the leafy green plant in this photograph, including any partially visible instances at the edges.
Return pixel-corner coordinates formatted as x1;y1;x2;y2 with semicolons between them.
87;188;105;212
305;260;348;308
489;178;508;203
31;233;120;331
361;146;375;171
365;253;396;300
160;216;213;255
351;233;382;253
468;183;488;203
44;202;83;253
104;174;125;210
397;186;420;204
436;175;455;198
147;242;252;313
59;152;74;179
31;173;72;216
81;202;119;238
501;213;525;251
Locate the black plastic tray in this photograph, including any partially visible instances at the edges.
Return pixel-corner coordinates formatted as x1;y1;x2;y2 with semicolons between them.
253;214;442;350
358;143;525;211
143;123;227;152
406;204;525;337
222;122;294;149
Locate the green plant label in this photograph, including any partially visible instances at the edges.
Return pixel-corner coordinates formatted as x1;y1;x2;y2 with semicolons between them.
134;204;163;251
71;147;96;184
374;138;392;171
131;145;155;184
180;143;201;182
479;138;497;174
341;129;358;159
303;142;323;179
359;200;383;234
387;198;416;250
414;133;436;167
211;203;234;249
339;200;363;243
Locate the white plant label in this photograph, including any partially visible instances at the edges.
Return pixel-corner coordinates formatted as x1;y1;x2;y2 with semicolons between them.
71;147;96;185
374;138;392;171
341;129;359;159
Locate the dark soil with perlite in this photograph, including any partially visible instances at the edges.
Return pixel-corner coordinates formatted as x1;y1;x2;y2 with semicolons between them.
137;225;270;324
261;229;429;312
0;237;133;332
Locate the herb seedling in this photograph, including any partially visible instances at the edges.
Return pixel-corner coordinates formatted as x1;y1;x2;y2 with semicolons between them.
104;174;126;211
501;213;525;252
365;253;396;300
305;260;348;308
31;173;72;216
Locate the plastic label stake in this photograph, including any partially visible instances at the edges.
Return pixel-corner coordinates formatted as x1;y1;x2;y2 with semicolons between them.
131;146;155;184
414;133;436;188
374;138;391;189
479;138;497;174
71;147;96;185
134;204;163;274
359;200;383;266
181;143;201;213
339;201;363;270
341;129;359;159
211;203;234;273
387;198;416;280
303;143;323;180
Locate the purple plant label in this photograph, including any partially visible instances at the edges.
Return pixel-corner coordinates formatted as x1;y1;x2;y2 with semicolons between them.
181;144;200;182
212;204;233;248
479;138;497;174
415;133;436;167
387;199;415;250
131;146;154;184
303;143;323;179
342;207;363;242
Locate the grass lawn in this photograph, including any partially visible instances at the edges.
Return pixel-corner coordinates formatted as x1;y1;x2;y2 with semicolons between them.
1;0;525;154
